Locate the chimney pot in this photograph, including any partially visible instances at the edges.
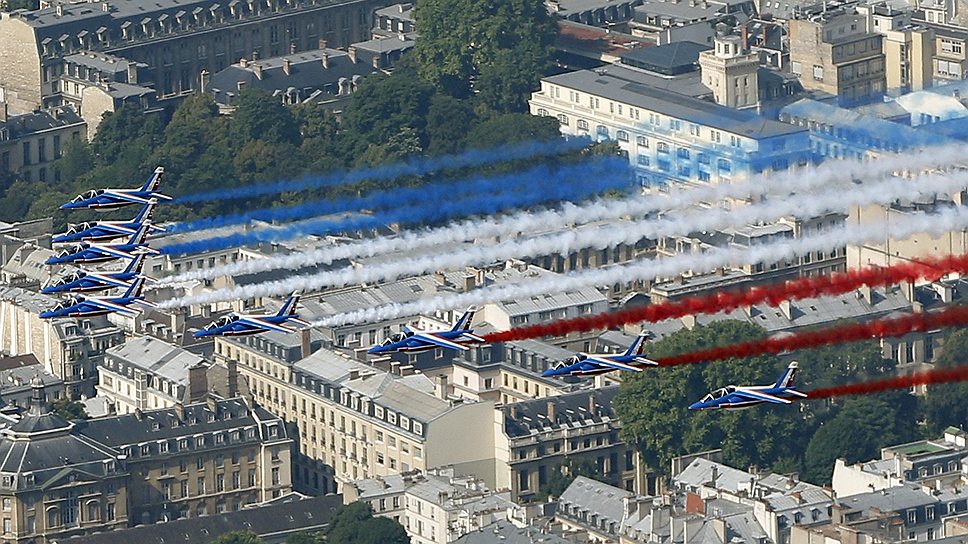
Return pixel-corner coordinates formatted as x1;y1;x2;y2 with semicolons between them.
321;52;329;69
348;46;357;63
318;38;327;49
282;58;291;76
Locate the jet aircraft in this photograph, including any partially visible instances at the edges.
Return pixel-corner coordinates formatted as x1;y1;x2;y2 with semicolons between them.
53;199;164;244
42;254;148;295
541;332;658;377
60;167;172;211
367;307;484;354
45;222;158;266
193;293;310;338
40;277;154;319
688;362;807;411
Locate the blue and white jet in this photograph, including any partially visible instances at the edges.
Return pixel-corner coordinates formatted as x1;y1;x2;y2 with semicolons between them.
42;254;148;295
53;199;164;244
45;222;158;266
60;167;172;211
541;332;658;377
688;362;807;411
193;293;311;338
40;277;154;319
367;307;484;354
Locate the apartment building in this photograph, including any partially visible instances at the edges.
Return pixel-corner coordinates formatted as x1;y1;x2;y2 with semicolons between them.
530;64;810;188
0;286;126;399
0;104;86;183
499;386;646;499
0;0;393;113
0;388;291;543
789;7;887;105
448;339;575;405
216;341;500;495
856;1;934;93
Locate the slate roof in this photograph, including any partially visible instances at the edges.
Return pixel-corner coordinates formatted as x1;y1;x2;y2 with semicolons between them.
620;41;710;75
453;519;574;544
62;494;342;544
1;105;84;139
505;386;619;437
840;485;939;513
559;476;633;528
545;66;805;139
105;335;206;384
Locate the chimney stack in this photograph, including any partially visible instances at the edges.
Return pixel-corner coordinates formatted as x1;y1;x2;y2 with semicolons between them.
174;401;186;421
289;41;297;54
372;54;382;70
318;38;327;49
251;49;259;61
199;69;210;93
239;57;248;68
546;400;557;423
227;359;239;397
321;52;329;69
300;328;312;359
588;392;597;417
282;58;291;76
188;363;209;403
348;46;357;63
253;62;262;80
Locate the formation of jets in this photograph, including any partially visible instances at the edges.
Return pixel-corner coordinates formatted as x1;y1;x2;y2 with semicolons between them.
41;167;811;412
367;307;485;354
41;169;168;321
194;293;310;338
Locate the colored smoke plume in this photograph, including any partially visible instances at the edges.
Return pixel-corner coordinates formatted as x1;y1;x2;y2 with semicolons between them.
486;254;968;343
657;305;968;367
808;365;968;399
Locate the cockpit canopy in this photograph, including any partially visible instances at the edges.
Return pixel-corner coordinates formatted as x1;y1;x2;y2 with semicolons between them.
206;315;239;329
700;386;737;403
72;190;103;203
381;332;409;346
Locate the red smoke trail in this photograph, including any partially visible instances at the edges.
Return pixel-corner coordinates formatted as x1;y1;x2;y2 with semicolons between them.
485;253;968;344
808;365;968;399
658;305;968;367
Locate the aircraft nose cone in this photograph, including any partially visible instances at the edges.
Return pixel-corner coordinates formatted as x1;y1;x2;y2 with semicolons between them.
367;346;384;354
688;402;703;411
541;369;556;377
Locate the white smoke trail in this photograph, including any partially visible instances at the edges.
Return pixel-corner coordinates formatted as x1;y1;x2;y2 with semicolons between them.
313;204;968;327
156;170;968;308
157;144;968;286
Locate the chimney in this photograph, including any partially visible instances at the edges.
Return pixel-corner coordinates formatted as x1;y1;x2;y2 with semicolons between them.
227;359;239;397
300;328;312;358
321;52;329;69
348;46;357;63
282;58;291;76
349;368;360;381
741;23;749;48
588;392;597;416
237;80;246;91
56;4;63;16
372;54;382;70
546;400;557;423
779;299;794;320
134;407;143;420
251;49;259;61
289;41;297;54
188;363;209;403
174;401;186;421
318;38;327;49
711;465;719;487
253;62;262;80
462;274;476;291
199;69;210;93
858;284;873;305
434;375;448;400
126;62;138;84
101;1;109;11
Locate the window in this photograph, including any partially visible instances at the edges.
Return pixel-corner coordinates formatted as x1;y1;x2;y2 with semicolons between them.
616;130;629;142
636;135;648;147
657;159;670;172
636;154;649;166
676;148;689;159
717;158;731;172
697;153;710;165
656;142;669;154
577;119;589;130
271;467;280;485
556;114;569;126
669;119;681;131
813;65;824;80
596;125;609;137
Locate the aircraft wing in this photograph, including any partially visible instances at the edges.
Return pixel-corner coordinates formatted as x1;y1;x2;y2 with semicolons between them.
460;332;486;343
733;389;792;404
237;317;295;334
285;317;312;328
87;299;141;316
632;356;660;366
784;389;809;398
92;245;139;260
87;274;135;289
412;332;470;351
102;190;154;205
585;356;645;373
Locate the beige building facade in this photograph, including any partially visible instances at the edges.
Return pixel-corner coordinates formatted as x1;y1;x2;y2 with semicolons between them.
699;35;760;109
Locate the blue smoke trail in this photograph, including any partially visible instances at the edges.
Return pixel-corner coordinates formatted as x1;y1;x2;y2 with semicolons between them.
169;148;605;234
177;138;592;204
160;158;633;255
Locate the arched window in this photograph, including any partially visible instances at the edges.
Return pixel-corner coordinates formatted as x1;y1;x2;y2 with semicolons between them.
616;130;629;142
537;108;549;116
577;119;589;130
556;114;569;126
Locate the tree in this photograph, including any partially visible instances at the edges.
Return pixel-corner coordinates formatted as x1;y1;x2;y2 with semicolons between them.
425;94;477;156
465;113;561;150
209;531;264;544
412;0;558;110
535;457;607;501
340;71;435;159
229;90;301;151
49;398;88;421
325;502;409;544
922;328;968;434
284;532;324;544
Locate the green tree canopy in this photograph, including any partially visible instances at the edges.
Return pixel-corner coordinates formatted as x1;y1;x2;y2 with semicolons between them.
49;398;88;421
412;0;558;111
465;113;560;150
425;94;477;156
325;502;409;544
229;90;301;151
922;328;968;434
209;530;264;544
283;532;324;544
340;71;435;160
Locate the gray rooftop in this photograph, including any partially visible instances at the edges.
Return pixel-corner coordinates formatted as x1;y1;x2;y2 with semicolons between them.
840;485;939;514
453;519;575;544
105;335;206;384
559;476;634;528
544;66;805;139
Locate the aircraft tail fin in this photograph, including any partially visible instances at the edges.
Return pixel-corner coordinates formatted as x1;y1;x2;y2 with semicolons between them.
132;199;157;225
140;167;165;192
122;276;147;299
624;331;650;357
126;221;152;245
122;253;146;275
451;305;479;332
276;291;301;317
774;361;799;389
